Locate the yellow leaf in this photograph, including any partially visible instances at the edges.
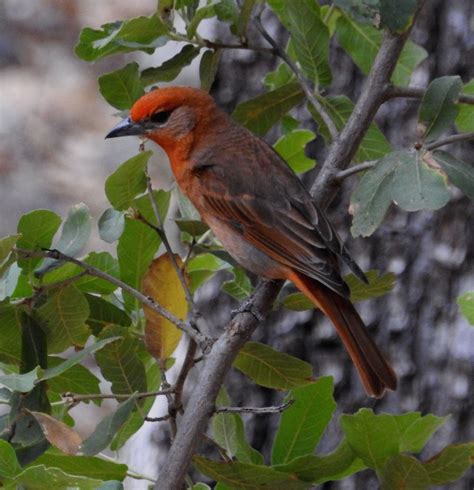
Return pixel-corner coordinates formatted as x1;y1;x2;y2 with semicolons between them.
141;253;188;359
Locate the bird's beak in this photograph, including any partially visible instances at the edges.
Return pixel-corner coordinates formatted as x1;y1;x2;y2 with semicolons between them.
105;117;145;139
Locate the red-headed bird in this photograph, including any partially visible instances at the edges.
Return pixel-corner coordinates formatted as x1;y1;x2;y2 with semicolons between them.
106;87;397;397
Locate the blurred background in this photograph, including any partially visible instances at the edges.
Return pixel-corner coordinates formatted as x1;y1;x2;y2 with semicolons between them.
0;0;473;488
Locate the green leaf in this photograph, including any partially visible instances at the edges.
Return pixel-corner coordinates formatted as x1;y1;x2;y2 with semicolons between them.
264;63;295;91
200;49;221;92
42;251;120;295
234;342;313;390
75;15;169;62
85;294;131;334
36;203;92;277
212;389;263;464
336;13;427;86
380;454;430;490
141;45;201;86
235;0;256;37
456;291;474;325
272;378;336;465
399;414;448;453
0;235;20;265
40;337;120;382
175;219;210;237
0;440;21;478
273;441;365;484
133;189;171;226
341;409;447;470
268;0;331;86
117;218;161;309
433;150;474;201
111;356;160;450
186;252;231;292
390;151;450;211
17;210;61;273
308;95;391;162
99;62;144;110
0;302;21;365
105;151;152;211
0;367;39;393
274;130;316;174
7;464;103;489
187;5;217;37
350;151;450;237
38;285;90;353
46;359;101;403
32;453;127;481
418;76;463;141
95;329;147;398
232;83;304;136
333;0;380;24
345;270;396;302
222;267;253;301
53;203;92;258
349;154;396;237
380;0;417;31
80;394;138;456
455;79;474;132
423;444;473;485
98;209;125;243
193;456;311;489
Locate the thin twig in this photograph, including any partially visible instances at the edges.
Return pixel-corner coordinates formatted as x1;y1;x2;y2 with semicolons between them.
144;166;195;311
173;338;198;416
145;414;171;423
216;399;294;414
37;271;88;292
384;84;474;105
58;389;174;404
14;247;211;349
335;161;377;180
425;132;474;151
254;15;339;141
168;31;277;55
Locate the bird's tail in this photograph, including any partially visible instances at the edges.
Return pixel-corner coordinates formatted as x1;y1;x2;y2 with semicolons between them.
289;272;397;398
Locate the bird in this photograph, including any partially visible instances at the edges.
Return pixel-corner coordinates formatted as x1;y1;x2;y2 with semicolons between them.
106;86;397;397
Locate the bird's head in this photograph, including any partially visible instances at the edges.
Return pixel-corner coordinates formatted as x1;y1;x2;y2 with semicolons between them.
105;86;217;154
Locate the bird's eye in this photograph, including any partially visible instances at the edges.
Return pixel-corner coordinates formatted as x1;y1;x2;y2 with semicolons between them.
150;110;172;125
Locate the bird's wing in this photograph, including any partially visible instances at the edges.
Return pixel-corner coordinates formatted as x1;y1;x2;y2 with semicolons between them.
191;134;361;297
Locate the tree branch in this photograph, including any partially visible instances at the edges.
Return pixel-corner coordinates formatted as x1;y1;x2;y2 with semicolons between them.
156;3;426;488
310;2;426;202
384;84;474;105
254;15;339;141
425;131;474;151
14;247;211;349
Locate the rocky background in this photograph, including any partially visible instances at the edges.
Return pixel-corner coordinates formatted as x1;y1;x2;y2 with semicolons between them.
0;1;472;488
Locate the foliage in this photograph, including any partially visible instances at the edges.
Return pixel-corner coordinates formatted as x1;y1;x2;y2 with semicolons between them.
0;0;472;488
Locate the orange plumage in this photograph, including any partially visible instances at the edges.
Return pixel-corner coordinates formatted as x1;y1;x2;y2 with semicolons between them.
107;86;397;397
